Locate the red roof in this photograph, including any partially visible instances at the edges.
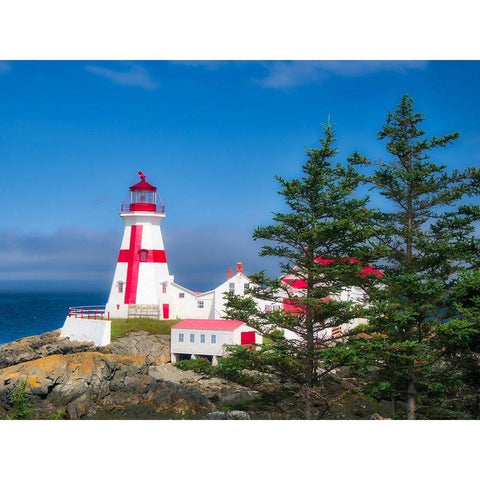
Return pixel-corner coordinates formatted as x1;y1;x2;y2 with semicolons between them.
172;319;245;331
130;171;157;191
282;256;383;289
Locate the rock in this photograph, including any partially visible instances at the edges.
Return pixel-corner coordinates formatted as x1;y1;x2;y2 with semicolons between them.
227;410;251;420
220;390;260;405
0;350;216;419
0;330;95;369
66;394;92;419
103;331;170;365
204;411;229;419
203;410;251;420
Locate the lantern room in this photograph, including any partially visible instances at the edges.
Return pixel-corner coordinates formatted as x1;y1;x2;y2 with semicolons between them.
122;171;165;213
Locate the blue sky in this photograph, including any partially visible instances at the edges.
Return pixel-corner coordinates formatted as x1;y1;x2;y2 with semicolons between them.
0;60;479;293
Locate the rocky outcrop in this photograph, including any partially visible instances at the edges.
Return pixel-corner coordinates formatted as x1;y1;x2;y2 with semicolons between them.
0;330;255;419
102;331;170;364
0;330;95;369
0;351;213;419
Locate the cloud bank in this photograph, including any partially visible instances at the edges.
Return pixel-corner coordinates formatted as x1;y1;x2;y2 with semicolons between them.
85;62;158;89
255;60;429;89
0;225;279;293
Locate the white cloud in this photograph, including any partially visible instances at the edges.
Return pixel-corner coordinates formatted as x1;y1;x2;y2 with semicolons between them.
85;62;158;89
256;60;429;89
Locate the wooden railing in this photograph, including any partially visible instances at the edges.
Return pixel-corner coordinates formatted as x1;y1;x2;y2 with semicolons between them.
68;306;109;320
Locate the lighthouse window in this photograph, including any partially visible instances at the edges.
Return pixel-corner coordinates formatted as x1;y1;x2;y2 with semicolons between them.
179;293;185;299
117;281;124;293
229;282;235;292
162;282;167;294
139;250;148;261
197;300;204;309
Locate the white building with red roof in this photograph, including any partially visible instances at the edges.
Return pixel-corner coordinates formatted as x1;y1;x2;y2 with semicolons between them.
170;319;261;365
60;172;381;347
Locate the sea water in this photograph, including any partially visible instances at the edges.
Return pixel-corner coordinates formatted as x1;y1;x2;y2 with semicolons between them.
0;292;107;345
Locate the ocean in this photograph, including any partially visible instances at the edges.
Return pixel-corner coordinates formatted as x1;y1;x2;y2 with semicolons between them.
0;292;108;345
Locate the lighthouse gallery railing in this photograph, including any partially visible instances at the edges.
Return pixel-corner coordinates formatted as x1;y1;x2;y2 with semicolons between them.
68;306;109;321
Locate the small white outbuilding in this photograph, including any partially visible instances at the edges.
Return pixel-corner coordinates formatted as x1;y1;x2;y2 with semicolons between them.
170;319;261;366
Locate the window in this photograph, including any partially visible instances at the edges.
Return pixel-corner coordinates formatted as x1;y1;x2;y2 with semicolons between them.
197;300;204;309
117;281;124;293
162;282;167;294
229;282;235;292
190;333;195;343
139;249;148;262
179;333;184;342
244;283;250;291
200;334;205;343
211;334;216;344
179;292;185;298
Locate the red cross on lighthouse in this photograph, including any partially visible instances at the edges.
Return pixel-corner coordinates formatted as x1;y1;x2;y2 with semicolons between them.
118;225;167;304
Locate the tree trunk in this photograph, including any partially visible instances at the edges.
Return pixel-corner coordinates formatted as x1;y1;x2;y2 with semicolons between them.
407;380;416;420
304;268;315;420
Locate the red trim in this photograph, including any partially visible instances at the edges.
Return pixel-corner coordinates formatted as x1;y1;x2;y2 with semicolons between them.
172;319;245;331
117;226;167;304
118;250;129;262
163;304;169;319
130;171;157;191
124;225;143;304
130;202;157;212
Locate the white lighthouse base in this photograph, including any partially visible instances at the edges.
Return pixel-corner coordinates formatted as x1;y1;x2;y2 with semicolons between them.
60;317;111;346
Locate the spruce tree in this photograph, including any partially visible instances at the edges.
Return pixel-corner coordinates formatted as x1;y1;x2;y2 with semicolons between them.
223;122;381;419
349;94;480;419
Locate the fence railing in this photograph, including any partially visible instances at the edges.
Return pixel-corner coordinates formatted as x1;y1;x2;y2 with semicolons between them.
120;203;166;214
68;305;109;321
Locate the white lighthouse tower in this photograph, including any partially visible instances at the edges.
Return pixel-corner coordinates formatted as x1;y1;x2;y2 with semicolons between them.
105;171;172;319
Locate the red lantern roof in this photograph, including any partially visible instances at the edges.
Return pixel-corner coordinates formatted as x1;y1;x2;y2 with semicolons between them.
129;171;157;192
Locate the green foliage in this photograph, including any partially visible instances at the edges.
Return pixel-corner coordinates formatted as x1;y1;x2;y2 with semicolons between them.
47;408;66;420
174;357;212;374
110;318;179;339
223;122;382;418
348;94;480;419
7;380;35;420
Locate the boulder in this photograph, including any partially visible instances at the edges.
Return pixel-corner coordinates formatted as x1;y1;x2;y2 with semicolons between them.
0;330;95;369
220;390;260;406
103;331;170;365
203;410;251;420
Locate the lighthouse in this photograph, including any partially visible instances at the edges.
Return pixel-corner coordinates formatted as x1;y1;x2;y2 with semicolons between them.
105;171;173;319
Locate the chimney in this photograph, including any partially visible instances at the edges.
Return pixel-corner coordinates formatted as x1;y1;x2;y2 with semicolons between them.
236;262;243;274
227;267;233;279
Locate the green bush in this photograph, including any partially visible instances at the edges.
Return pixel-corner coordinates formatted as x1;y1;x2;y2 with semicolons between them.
7;380;35;420
175;357;213;374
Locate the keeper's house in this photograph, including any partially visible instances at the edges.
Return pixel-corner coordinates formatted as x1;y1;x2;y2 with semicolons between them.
170;319;261;366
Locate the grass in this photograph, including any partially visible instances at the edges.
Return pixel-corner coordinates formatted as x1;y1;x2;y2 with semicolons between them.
110;318;181;339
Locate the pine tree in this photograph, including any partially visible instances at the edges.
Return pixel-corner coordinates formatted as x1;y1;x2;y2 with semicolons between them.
223;122;382;419
349;94;480;419
436;269;480;418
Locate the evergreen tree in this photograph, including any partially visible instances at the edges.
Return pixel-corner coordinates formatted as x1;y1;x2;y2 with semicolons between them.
224;122;382;419
349;94;480;419
436;269;480;418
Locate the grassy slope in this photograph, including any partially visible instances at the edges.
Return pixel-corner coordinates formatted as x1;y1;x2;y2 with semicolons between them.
110;318;181;339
